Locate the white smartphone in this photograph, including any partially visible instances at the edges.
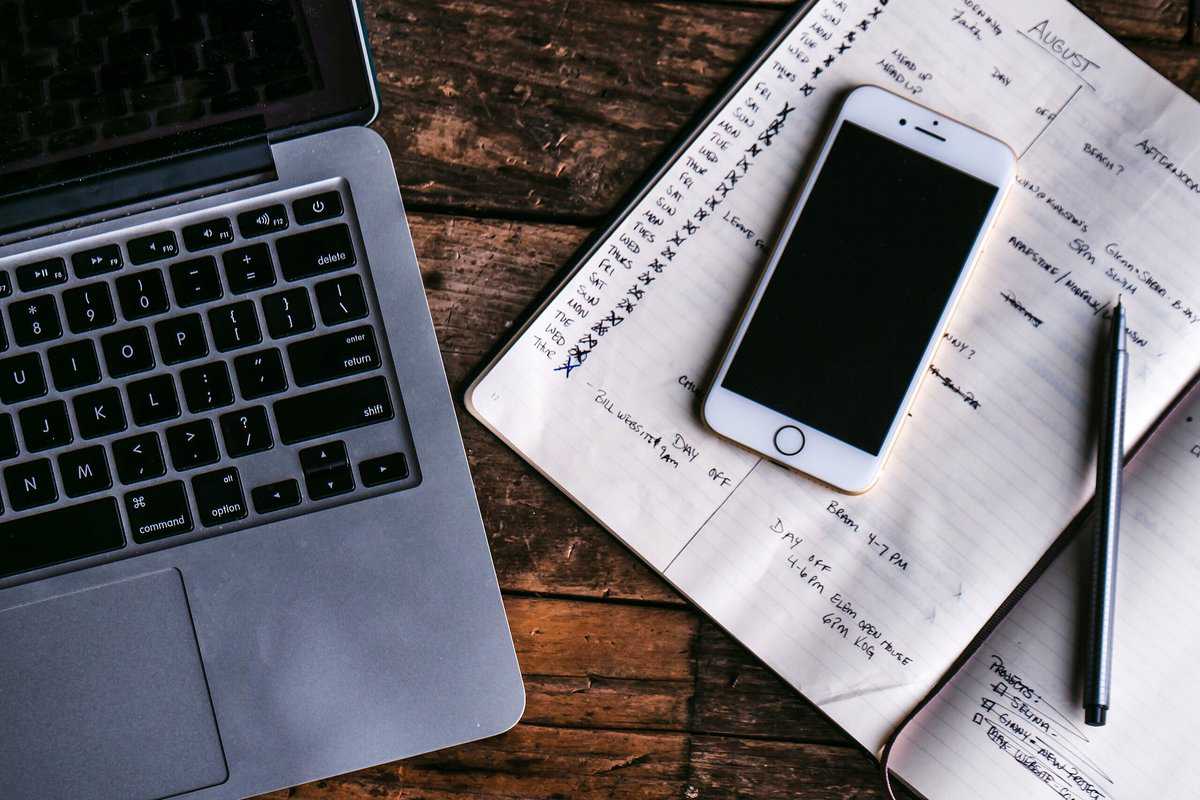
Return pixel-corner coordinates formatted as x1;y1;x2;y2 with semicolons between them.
702;85;1015;494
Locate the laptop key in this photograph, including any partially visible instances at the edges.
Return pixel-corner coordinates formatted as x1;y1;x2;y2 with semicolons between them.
360;453;410;487
287;325;380;387
223;244;276;294
293;191;343;225
277;224;355;281
127;231;179;264
209;300;262;351
180;361;234;413
155;313;209;364
166;419;220;471
193;467;247;527
113;432;166;484
0;498;124;578
0;353;47;403
127;374;180;426
74;387;127;439
101;326;155;377
10;295;63;346
251;479;300;514
233;348;287;399
274;376;394;445
220;406;273;457
19;401;72;453
58;446;112;497
237;204;288;238
63;282;117;332
300;441;353;500
116;268;170;320
5;459;57;511
182;217;235;251
16;257;68;291
0;414;17;460
72;243;123;278
169;256;223;306
0;270;11;298
48;340;101;391
300;441;347;473
125;481;193;543
262;287;315;338
315;274;368;326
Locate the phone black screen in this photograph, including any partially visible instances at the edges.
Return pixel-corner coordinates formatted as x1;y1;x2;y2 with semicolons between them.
722;121;999;455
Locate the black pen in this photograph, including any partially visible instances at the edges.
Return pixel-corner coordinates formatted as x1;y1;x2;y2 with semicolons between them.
1084;297;1127;727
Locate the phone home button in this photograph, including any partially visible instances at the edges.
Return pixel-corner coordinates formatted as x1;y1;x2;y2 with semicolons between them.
774;425;805;456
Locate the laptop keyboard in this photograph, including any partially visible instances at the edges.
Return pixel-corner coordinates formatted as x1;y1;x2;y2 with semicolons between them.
0;181;420;580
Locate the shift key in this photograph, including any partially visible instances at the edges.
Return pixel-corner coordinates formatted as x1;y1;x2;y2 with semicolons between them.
273;376;394;444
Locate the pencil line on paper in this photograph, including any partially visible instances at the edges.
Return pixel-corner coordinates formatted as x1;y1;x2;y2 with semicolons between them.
664;459;762;572
1020;84;1083;160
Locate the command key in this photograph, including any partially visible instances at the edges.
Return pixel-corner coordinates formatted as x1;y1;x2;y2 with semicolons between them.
125;481;195;544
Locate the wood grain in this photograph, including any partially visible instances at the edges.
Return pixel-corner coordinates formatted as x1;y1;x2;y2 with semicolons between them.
257;1;1200;798
364;0;1200;224
1074;0;1191;41
366;0;782;220
413;211;689;603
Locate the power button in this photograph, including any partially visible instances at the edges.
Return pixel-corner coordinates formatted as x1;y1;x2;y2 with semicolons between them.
293;191;344;225
774;425;805;456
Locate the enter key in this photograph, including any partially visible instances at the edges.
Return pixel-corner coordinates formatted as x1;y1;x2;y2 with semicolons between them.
287;325;381;387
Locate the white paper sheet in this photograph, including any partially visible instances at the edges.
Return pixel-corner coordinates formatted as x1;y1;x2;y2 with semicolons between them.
468;0;1200;762
890;388;1200;800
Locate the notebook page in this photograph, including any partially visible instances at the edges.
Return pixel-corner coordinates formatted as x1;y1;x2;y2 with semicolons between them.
468;0;1200;754
888;388;1200;800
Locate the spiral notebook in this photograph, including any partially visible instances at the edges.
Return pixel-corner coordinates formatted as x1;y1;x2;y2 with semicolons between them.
466;1;1200;797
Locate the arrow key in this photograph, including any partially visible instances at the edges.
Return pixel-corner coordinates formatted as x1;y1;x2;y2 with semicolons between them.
299;440;353;500
251;479;301;514
305;464;354;500
360;453;409;487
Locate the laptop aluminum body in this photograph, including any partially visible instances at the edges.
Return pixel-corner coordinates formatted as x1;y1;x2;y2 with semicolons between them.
0;2;523;798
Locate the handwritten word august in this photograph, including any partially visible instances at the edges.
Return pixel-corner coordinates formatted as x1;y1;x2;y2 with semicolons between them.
1026;20;1101;78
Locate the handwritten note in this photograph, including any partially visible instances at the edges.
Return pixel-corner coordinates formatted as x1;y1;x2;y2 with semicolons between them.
468;0;1200;761
890;391;1200;800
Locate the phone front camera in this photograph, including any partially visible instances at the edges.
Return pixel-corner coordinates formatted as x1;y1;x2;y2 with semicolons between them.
899;118;907;126
932;120;940;126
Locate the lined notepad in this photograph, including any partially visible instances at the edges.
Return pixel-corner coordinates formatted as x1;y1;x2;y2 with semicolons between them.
468;0;1200;794
889;389;1200;800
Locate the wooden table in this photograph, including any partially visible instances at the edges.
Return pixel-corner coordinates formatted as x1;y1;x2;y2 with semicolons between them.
262;2;1200;797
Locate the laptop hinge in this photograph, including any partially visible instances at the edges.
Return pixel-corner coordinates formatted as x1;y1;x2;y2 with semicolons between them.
0;136;275;238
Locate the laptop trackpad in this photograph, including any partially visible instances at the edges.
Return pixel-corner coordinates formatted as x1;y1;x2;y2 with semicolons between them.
0;569;227;800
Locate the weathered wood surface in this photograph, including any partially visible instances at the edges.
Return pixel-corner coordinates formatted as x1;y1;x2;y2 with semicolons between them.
262;1;1200;798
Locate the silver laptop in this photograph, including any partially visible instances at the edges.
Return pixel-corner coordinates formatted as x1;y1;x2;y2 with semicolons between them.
0;2;523;797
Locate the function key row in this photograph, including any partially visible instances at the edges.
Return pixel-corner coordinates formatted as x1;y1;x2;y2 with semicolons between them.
2;191;347;296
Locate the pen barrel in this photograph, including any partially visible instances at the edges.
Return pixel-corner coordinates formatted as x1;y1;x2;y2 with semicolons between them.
1085;343;1126;717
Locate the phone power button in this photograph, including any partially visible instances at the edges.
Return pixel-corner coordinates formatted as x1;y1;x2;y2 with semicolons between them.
774;425;805;456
